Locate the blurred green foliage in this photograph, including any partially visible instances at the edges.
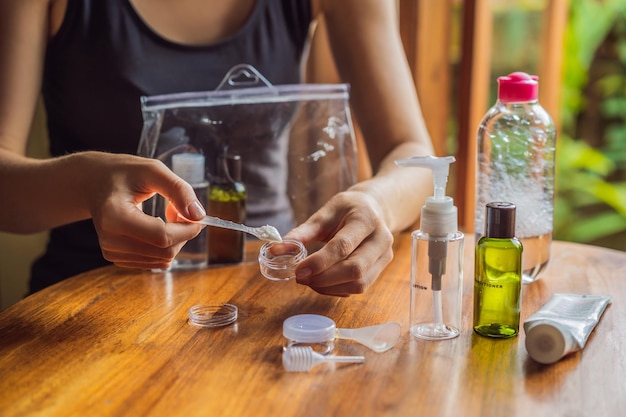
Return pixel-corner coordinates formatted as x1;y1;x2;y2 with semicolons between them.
554;0;626;249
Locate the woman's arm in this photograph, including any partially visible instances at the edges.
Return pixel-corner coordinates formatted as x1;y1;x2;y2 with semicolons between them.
0;0;77;232
0;0;206;270
288;0;434;296
319;0;434;231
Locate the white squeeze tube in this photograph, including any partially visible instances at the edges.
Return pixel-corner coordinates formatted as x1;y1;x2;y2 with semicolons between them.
395;156;464;340
524;293;611;364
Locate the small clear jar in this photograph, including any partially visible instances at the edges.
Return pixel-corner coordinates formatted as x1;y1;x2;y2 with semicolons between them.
258;238;307;281
188;303;238;328
283;314;336;355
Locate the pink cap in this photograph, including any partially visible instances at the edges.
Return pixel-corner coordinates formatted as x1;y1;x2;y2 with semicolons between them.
497;72;538;103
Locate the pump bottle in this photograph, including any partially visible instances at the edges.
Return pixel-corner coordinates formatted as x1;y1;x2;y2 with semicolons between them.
396;155;464;340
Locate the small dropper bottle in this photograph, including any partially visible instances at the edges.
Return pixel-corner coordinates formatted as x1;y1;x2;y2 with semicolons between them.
395;155;464;340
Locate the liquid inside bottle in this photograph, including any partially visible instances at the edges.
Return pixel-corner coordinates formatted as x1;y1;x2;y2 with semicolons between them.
473;240;523;337
519;232;550;281
207;154;247;264
208;199;246;263
473;202;523;338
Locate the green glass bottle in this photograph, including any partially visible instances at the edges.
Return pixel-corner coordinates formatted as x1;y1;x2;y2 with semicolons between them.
207;154;247;264
473;202;523;338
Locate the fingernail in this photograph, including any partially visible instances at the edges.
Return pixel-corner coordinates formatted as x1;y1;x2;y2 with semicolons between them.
188;201;206;219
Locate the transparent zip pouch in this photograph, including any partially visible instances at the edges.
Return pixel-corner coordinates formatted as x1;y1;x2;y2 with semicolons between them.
137;64;358;262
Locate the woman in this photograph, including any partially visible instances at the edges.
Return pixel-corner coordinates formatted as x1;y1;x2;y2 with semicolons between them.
0;0;433;296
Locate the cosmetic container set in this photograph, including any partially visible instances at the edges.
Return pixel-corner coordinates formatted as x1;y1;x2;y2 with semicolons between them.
392;72;609;365
183;72;609;369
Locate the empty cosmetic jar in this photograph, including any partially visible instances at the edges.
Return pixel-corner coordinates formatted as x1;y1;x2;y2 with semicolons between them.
283;314;336;355
188;303;238;327
258;238;307;281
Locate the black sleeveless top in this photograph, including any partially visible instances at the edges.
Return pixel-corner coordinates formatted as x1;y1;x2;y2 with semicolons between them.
31;0;313;293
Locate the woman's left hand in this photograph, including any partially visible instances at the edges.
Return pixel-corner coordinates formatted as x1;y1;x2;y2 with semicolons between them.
285;190;394;297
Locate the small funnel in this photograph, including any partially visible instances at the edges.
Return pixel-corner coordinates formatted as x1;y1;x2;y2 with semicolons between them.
282;346;365;372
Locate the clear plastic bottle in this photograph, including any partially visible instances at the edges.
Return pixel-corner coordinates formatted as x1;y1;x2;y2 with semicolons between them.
396;156;464;340
474;72;556;284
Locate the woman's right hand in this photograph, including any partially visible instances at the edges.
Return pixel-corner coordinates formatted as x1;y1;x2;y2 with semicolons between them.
82;152;207;270
0;150;206;271
0;1;208;270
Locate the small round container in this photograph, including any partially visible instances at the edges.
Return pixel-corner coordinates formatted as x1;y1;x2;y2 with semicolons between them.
188;303;238;328
283;314;336;355
258;238;307;281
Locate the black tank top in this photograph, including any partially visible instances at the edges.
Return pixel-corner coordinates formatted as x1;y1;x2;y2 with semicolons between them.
31;0;313;293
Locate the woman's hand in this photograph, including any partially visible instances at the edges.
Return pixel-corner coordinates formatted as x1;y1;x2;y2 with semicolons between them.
296;0;437;296
80;152;206;270
286;190;394;297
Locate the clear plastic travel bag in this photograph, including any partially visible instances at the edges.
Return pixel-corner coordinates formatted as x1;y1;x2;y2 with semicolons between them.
138;64;358;235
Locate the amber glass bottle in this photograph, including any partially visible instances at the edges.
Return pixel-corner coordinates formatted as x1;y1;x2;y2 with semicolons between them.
207;155;247;264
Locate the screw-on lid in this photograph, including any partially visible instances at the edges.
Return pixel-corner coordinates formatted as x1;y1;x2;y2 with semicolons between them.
283;314;336;343
525;322;574;364
485;202;516;238
498;72;538;103
172;153;206;185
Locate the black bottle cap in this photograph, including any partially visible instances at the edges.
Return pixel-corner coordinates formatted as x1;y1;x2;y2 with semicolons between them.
484;202;516;238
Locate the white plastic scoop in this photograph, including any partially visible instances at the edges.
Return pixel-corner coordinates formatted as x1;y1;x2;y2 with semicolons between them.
282;346;365;372
336;322;401;353
183;215;282;242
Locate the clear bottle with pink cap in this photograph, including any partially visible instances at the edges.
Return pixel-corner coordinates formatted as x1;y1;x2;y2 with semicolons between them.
474;72;556;284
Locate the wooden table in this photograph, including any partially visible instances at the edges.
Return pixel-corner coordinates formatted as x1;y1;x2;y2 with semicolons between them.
1;233;624;417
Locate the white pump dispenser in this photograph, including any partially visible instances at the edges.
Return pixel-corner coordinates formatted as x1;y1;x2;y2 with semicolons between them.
395;155;464;340
397;155;458;235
